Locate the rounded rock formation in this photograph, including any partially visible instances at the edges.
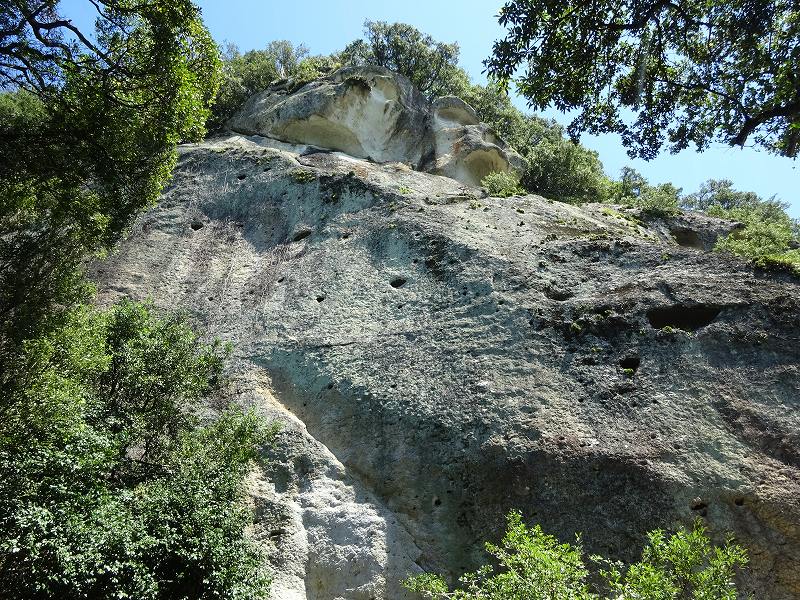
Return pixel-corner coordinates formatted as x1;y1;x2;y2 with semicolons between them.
227;66;526;187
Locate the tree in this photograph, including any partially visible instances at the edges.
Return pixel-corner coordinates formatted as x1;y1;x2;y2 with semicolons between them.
0;0;220;361
404;511;747;599
0;5;273;598
522;120;612;204
683;179;790;220
340;20;461;97
684;180;800;274
0;301;273;599
209;40;309;130
606;166;681;216
486;0;800;159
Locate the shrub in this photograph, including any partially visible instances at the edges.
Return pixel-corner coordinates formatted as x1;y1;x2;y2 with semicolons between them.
482;171;524;198
685;180;800;275
0;300;274;599
523;133;612;204
404;511;747;599
293;55;343;86
607;167;681;216
339;21;460;97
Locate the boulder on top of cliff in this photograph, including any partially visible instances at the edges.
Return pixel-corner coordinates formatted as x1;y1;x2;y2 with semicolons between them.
426;96;527;186
227;65;526;186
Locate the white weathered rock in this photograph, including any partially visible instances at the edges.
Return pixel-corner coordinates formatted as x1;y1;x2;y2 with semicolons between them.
229;66;431;169
227;66;526;187
427;96;526;186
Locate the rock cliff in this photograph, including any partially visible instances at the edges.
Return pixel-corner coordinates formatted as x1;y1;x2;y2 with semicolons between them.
94;67;800;599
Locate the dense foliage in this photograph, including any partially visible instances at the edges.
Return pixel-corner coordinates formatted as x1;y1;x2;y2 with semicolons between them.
0;300;273;599
481;171;524;198
608;166;682;217
0;0;220;360
486;0;800;159
1;3;273;598
684;180;800;274
340;20;461;97
404;511;747;599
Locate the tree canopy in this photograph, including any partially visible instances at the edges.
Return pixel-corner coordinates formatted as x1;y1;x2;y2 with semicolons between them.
340;20;461;97
0;0;220;357
1;4;275;598
486;0;800;159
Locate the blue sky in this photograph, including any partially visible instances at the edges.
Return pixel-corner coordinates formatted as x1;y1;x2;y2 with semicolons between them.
61;0;799;217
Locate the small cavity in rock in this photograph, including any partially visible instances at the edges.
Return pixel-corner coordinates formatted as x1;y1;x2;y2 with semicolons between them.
390;277;407;288
647;305;722;331
190;220;203;231
293;229;312;242
671;228;703;249
619;356;641;372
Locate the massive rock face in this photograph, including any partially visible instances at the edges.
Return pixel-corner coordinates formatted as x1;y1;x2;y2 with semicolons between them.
95;81;800;600
227;66;526;186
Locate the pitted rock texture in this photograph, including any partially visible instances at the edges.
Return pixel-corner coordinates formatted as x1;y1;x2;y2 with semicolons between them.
227;66;526;187
94;134;800;600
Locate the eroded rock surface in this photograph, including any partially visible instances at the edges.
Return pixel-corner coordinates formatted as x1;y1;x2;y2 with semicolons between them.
227;66;525;186
94;133;800;600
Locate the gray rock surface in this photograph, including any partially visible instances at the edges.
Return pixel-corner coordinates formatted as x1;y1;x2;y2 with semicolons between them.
227;66;526;187
93;131;800;600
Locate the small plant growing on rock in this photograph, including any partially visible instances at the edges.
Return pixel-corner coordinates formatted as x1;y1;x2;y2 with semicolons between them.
481;171;524;198
404;512;747;599
289;168;317;183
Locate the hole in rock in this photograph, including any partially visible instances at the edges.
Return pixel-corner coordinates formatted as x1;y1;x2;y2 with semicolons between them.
341;232;350;240
433;497;442;507
671;228;703;249
316;295;326;302
647;305;721;331
293;229;312;242
619;356;641;372
190;220;203;231
544;286;573;301
734;497;745;507
237;173;247;180
390;277;407;288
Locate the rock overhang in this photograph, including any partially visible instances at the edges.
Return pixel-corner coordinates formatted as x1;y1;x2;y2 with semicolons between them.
227;65;527;187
